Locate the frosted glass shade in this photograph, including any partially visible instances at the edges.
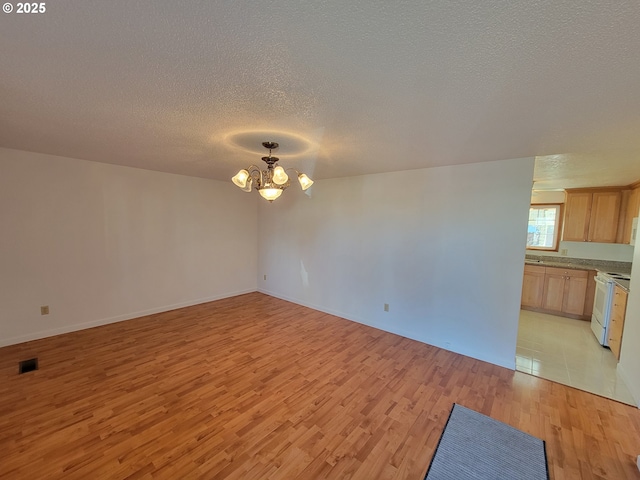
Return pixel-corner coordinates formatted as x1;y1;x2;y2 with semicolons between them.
241;176;253;192
297;173;314;191
232;169;249;188
258;188;283;202
272;166;289;185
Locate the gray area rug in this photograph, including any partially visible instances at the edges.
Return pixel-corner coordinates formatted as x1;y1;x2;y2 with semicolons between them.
424;404;549;480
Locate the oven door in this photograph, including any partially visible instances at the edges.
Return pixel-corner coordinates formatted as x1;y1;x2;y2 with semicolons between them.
590;313;606;345
592;276;609;322
591;276;611;346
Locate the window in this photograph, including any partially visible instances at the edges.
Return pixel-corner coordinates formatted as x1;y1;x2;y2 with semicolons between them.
526;204;563;251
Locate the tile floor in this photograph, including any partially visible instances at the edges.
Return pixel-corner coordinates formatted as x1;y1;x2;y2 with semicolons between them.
516;309;635;405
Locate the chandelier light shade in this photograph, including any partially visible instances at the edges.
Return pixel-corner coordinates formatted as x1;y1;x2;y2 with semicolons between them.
231;169;249;188
297;173;314;191
231;142;314;202
259;188;283;201
272;166;289;185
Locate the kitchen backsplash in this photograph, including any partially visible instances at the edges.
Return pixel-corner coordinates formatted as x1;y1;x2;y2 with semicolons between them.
525;253;632;274
527;241;634;263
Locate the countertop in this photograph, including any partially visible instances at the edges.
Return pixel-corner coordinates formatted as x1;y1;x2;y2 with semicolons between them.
525;258;631;292
525;255;632;275
613;278;630;292
525;259;582;269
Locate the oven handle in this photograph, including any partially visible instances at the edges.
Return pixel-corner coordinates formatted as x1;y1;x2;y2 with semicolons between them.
594;276;608;286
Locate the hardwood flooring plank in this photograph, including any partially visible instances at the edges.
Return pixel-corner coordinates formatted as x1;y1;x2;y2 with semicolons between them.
1;292;639;479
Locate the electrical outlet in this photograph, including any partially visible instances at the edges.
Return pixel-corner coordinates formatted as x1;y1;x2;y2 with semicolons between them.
40;306;49;315
264;274;267;280
560;248;568;256
384;303;389;312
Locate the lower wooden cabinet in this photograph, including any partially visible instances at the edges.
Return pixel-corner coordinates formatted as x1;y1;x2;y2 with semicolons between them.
541;271;565;312
542;267;588;316
564;274;588;315
521;265;545;309
521;264;594;320
608;285;628;360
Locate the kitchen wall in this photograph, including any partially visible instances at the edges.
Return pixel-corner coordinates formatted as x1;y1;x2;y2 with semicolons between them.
529;189;635;263
619;241;640;407
0;148;258;346
257;157;535;369
531;190;565;204
532;242;634;263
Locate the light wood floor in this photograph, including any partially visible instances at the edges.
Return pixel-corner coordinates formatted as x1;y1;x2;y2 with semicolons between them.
1;293;639;479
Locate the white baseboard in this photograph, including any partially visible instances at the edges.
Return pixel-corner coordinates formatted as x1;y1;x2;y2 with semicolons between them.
0;289;256;348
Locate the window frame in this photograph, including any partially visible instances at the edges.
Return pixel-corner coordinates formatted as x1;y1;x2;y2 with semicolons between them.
526;203;564;252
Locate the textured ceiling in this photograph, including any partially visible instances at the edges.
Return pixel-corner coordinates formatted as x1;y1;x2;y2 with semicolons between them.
1;1;640;188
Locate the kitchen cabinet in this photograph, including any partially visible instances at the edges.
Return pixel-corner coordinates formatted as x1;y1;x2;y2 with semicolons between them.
541;270;566;312
563;189;621;243
563;192;592;242
563;271;589;315
622;185;640;244
589;191;621;242
521;265;545;309
542;267;588;316
608;285;628;361
521;264;592;319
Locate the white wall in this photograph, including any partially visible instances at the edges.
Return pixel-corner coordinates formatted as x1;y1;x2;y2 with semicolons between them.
618;244;640;406
258;158;535;369
531;190;565;204
0;148;257;346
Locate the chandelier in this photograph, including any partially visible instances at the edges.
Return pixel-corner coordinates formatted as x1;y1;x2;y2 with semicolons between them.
231;142;314;202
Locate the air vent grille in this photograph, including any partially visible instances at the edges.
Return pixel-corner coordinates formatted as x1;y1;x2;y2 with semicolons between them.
19;358;38;374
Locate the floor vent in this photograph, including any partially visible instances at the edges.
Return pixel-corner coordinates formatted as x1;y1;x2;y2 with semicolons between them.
19;358;38;374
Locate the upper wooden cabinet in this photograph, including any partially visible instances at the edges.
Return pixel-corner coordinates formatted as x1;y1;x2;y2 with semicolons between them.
562;192;592;242
563;189;621;243
621;185;640;244
589;191;621;242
